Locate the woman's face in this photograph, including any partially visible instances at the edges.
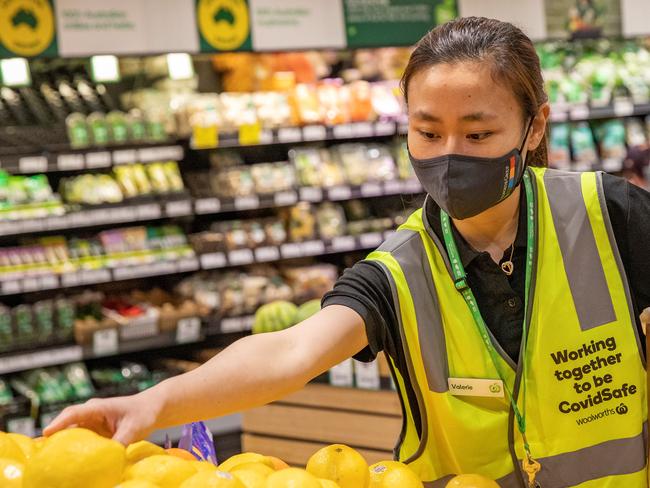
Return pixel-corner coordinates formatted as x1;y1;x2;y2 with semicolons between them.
407;61;546;161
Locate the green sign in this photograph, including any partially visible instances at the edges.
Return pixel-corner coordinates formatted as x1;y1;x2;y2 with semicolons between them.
343;0;457;48
196;0;252;53
0;0;58;58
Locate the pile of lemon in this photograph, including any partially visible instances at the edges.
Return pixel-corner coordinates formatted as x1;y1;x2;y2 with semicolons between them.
0;428;498;487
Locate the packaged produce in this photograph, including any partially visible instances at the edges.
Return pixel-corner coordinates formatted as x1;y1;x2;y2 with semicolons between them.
251;162;296;194
570;122;598;165
549;123;572;169
286;202;317;242
284;264;338;303
66;113;90;148
348;80;374;122
596;120;627;162
292;84;321;125
317;203;347;239
253;92;292;128
371;82;403;119
290;148;346;187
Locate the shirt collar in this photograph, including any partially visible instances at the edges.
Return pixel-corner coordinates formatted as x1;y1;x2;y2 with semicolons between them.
424;187;528;268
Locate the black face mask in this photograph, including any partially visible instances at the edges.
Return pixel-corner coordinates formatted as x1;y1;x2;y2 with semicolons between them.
408;118;535;220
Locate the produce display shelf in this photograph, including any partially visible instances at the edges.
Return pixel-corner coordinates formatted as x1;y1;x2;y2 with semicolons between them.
0;256;200;296
190;120;406;150
199;231;393;271
549;101;650;122
0;320;206;375
0;196;194;238
0;144;184;175
0;180;422;238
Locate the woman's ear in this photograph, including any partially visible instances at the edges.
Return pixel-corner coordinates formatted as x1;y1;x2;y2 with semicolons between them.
527;102;550;151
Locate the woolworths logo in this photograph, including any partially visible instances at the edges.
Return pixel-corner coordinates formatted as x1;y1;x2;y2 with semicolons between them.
489;383;502;394
576;403;629;426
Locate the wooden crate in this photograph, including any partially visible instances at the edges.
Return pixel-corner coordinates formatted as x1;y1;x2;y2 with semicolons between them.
241;382;402;466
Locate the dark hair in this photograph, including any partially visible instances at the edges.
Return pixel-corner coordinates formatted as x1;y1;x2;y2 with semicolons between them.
401;17;549;167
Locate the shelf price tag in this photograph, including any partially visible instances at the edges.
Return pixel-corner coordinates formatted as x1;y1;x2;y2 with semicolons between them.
613;100;634;117
192;125;219;149
176;317;201;343
254;246;280;262
238;122;262;146
57;153;85;170
354;359;381;390
93;328;119;356
19;156;48;173
302;125;326;141
274;191;298;206
7;417;36;437
329;359;354;387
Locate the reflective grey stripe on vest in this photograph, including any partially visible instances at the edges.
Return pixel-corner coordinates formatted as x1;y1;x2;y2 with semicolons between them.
423;426;646;487
378;229;449;393
424;471;521;488
594;171;647;367
543;170;616;330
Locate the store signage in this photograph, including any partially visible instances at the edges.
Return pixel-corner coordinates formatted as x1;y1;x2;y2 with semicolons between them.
249;0;346;51
0;0;57;58
197;0;252;52
343;0;457;48
56;0;198;57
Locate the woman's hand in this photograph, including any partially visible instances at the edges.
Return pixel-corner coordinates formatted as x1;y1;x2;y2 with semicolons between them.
43;391;160;445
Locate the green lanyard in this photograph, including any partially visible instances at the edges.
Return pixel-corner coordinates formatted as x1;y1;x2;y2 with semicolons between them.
440;171;536;461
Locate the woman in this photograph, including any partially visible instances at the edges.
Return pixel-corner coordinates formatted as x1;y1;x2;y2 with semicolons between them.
46;17;650;487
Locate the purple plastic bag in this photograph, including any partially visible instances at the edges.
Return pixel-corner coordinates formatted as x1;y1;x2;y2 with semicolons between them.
177;421;218;465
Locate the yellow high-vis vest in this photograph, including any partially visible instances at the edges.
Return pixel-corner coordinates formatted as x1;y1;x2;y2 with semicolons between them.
367;167;647;487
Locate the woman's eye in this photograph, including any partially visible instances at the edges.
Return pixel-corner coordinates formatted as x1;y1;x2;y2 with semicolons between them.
418;130;438;140
467;132;493;141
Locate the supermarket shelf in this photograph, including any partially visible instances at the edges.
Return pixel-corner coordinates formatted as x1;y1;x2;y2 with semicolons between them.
0;256;200;296
190;119;408;150
0;230;393;296
0;144;184;174
0;319;205;375
0;181;422;238
194;179;423;216
0;196;194;238
199;231;393;271
549;101;650;123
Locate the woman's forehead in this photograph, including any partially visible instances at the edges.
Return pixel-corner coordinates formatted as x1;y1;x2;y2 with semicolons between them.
407;62;521;120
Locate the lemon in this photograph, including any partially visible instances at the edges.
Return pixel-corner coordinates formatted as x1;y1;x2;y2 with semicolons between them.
445;474;500;487
229;462;274;488
180;470;246;488
319;479;342;488
192;460;218;472
219;453;274;472
7;433;35;460
125;455;196;488
126;441;166;464
0;433;26;464
0;457;24;487
266;456;290;470
306;445;369;488
23;427;125;488
115;481;161;488
266;468;321;488
368;461;422;488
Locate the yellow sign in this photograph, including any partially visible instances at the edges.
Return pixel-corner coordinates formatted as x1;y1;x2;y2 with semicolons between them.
197;0;250;51
238;122;261;146
192;124;219;149
0;0;55;57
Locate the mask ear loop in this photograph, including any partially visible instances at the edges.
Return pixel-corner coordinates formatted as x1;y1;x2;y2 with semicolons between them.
519;116;536;166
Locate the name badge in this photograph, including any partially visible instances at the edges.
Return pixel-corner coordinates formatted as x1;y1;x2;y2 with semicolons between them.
448;378;505;398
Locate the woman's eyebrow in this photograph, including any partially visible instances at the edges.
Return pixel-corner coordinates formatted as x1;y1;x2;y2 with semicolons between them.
460;112;498;122
412;109;499;122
